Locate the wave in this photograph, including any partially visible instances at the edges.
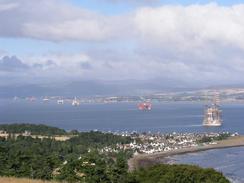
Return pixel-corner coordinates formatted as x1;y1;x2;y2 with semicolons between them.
156;124;202;129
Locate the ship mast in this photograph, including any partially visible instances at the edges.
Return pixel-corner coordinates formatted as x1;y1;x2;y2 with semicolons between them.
203;90;222;127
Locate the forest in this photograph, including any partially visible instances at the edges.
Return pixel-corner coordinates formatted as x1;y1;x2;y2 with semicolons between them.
0;124;66;135
0;124;229;183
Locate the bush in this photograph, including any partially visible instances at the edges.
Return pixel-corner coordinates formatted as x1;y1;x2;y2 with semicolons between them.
129;164;230;183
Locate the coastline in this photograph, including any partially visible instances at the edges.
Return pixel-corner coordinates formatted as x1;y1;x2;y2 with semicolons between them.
128;136;244;171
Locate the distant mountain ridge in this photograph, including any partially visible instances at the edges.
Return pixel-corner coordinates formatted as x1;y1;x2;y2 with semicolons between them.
2;79;244;98
0;79;198;98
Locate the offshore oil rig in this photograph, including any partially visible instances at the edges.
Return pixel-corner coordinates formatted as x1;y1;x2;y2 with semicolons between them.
137;96;152;111
138;102;152;111
203;93;222;127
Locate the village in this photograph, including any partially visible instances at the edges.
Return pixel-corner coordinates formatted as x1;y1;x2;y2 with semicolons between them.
102;131;239;155
0;127;239;156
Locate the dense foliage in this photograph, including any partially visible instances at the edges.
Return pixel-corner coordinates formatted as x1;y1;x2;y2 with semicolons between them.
0;124;230;183
129;164;230;183
69;131;131;148
0;124;66;135
0;124;133;182
197;133;230;144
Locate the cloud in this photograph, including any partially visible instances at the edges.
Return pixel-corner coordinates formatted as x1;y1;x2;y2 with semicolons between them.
1;0;244;59
1;1;244;88
12;53;95;83
0;2;18;12
0;0;129;41
0;50;7;57
0;56;29;71
1;1;244;50
32;60;56;69
133;4;244;51
100;0;160;5
80;62;93;70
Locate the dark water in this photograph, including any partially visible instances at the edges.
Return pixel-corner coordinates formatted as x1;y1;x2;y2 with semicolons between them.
1;99;244;134
167;147;244;183
1;99;244;182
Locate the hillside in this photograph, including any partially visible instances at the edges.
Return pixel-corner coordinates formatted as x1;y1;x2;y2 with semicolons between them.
0;124;66;135
0;177;58;183
0;124;230;183
129;164;229;183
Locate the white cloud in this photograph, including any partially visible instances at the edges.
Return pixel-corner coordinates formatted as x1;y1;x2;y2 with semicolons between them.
1;1;244;86
100;0;160;4
24;19;113;41
134;3;244;50
1;1;244;49
0;2;17;12
0;50;7;57
21;52;91;78
0;0;129;41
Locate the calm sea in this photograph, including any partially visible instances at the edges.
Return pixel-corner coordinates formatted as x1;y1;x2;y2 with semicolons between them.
1;99;244;182
167;147;244;183
0;99;244;134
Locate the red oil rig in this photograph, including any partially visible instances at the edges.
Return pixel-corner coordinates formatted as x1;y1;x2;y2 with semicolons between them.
138;102;152;111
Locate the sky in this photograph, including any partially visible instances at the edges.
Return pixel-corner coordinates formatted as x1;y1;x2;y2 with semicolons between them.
1;0;244;95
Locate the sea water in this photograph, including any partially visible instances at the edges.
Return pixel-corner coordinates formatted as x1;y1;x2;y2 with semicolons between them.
1;99;244;134
167;147;244;183
1;99;244;182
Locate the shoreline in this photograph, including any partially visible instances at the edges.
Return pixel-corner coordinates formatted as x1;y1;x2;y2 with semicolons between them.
128;136;244;171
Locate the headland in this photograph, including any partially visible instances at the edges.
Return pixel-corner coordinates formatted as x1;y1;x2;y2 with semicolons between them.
128;135;244;171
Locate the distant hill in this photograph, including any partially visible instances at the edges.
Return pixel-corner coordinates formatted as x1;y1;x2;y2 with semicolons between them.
0;79;199;98
0;123;66;135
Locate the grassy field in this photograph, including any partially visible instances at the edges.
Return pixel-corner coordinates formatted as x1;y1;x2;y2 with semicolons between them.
0;177;60;183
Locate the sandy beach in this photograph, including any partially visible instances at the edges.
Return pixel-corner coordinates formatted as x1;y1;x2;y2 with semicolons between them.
128;136;244;171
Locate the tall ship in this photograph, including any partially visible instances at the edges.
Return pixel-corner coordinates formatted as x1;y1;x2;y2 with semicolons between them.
203;93;222;127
